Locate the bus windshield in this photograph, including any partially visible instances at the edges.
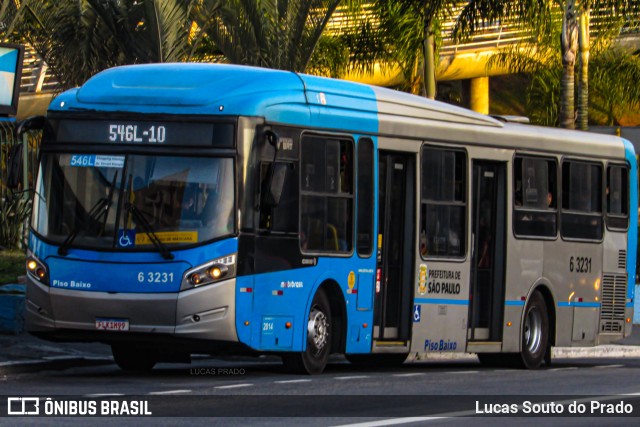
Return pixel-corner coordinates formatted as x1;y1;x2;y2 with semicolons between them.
33;153;235;250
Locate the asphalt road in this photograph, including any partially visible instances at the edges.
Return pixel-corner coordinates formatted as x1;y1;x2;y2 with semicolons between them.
2;355;640;426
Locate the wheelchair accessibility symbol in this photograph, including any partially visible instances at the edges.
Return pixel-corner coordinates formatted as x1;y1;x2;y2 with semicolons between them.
117;230;135;248
413;305;421;322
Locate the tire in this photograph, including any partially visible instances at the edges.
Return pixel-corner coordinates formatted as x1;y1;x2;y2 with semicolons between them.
282;289;332;375
346;353;408;368
520;291;549;369
112;345;157;372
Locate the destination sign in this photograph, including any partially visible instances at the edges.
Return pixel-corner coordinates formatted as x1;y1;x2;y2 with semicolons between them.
54;120;234;148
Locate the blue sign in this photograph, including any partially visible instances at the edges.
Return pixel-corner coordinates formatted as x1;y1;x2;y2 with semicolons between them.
413;305;421;322
117;229;136;248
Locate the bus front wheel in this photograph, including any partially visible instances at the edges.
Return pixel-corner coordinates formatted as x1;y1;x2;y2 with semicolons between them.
112;345;157;372
520;291;548;369
282;289;332;375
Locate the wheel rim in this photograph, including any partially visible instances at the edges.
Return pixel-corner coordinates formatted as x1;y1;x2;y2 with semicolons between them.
307;306;329;356
524;305;542;354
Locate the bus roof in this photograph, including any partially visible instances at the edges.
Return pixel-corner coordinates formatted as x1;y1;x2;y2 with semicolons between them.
49;62;500;128
47;63;628;159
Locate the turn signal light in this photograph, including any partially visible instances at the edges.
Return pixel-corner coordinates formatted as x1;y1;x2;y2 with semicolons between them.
190;273;203;285
26;256;49;285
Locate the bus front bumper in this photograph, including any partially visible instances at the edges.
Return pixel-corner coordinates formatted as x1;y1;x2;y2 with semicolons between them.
25;276;239;344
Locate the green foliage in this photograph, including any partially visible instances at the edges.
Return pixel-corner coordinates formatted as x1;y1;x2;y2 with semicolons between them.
487;19;563;126
590;49;640;125
207;0;342;72
0;250;26;285
23;0;222;90
0;0;33;42
0;193;31;250
307;35;350;78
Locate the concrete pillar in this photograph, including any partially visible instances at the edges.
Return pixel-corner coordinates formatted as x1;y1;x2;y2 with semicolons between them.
470;76;490;115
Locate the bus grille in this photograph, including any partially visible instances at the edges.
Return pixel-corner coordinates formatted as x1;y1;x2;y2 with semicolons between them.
618;250;627;270
599;274;626;333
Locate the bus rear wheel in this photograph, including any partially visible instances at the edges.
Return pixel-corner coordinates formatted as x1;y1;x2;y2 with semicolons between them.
112;345;157;372
520;291;548;369
282;289;332;375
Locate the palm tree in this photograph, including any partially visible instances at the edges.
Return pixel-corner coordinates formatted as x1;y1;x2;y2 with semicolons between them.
575;1;639;130
205;0;344;72
589;49;640;126
23;0;221;90
485;7;640;128
455;0;638;129
0;0;32;42
343;1;462;99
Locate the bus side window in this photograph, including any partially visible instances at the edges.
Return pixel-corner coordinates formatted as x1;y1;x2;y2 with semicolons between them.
513;156;557;238
300;136;354;253
605;164;629;230
356;138;374;257
420;146;466;258
561;160;603;240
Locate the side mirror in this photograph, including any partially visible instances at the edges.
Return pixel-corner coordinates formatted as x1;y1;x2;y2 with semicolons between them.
263;162;288;207
16;115;46;137
5;116;46;190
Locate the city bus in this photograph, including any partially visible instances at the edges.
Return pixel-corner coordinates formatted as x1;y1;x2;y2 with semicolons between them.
20;63;636;374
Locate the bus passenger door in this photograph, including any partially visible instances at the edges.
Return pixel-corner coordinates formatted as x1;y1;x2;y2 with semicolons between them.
469;161;507;342
374;151;415;342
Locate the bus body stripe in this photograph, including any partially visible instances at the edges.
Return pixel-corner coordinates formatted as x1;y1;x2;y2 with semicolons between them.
505;301;525;306
557;302;601;308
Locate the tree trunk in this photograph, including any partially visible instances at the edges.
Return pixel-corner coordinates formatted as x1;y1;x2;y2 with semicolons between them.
560;0;578;129
423;20;436;100
577;9;590;130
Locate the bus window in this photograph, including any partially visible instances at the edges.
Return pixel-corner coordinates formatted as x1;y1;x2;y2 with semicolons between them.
356;138;374;257
513;156;557;238
561;160;603;240
420;147;466;258
606;164;629;230
300;136;354;253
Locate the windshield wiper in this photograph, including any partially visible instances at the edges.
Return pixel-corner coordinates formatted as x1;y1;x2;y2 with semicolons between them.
58;171;119;256
58;197;110;256
125;203;174;260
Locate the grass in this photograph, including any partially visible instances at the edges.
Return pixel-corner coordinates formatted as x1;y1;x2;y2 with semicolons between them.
0;250;26;285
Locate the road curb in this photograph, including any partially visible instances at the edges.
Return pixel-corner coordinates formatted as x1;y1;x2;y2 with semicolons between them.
410;345;640;362
552;345;640;358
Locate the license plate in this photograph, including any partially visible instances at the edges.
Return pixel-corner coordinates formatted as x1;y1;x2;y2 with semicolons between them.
95;318;129;331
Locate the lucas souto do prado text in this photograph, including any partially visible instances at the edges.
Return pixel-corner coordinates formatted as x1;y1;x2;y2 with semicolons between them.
475;400;634;414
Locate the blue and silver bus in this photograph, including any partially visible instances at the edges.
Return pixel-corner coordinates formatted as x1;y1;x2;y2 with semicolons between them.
23;63;636;374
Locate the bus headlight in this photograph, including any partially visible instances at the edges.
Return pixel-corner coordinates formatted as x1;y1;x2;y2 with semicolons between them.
181;254;236;290
26;255;49;285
